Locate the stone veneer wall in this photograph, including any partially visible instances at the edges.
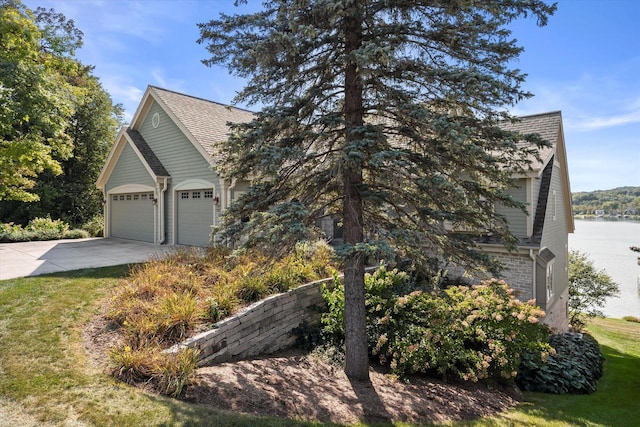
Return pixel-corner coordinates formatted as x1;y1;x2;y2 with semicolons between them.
490;252;534;301
167;277;333;366
543;287;569;333
447;252;534;302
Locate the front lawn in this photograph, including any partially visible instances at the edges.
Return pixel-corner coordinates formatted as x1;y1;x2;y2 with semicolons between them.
1;266;638;426
0;266;318;426
466;317;640;427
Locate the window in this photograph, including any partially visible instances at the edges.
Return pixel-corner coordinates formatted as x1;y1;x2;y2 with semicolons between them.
133;194;139;200
181;192;189;199
192;191;201;199
119;195;125;201
126;194;132;200
141;194;148;200
112;195;118;201
552;190;557;221
204;190;213;199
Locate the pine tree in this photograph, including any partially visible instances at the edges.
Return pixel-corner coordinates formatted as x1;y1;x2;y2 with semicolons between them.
198;0;556;381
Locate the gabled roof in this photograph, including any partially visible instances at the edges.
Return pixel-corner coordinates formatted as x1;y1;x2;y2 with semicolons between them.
485;111;574;245
126;129;169;177
96;86;253;190
131;86;254;164
501;111;562;174
96;127;170;190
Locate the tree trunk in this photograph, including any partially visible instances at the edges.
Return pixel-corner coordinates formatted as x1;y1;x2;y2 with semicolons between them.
342;0;369;382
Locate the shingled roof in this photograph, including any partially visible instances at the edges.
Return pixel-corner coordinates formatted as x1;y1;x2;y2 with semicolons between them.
501;111;562;172
126;128;169;177
148;86;254;161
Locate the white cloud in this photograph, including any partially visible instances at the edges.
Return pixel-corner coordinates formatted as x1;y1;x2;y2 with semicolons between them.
573;109;640;131
100;75;144;121
151;69;187;93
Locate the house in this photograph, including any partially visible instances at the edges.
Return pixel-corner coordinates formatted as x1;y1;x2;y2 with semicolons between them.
472;111;574;331
97;87;573;330
96;86;253;246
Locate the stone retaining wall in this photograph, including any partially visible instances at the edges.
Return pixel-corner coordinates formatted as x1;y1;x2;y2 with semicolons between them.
167;277;333;366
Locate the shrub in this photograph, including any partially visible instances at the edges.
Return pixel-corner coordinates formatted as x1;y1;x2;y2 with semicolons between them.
322;267;552;382
237;275;273;302
0;223;28;242
26;217;69;238
622;315;640;323
110;345;198;397
153;292;200;342
155;348;199;397
1;218;77;242
107;240;337;396
81;214;104;237
517;332;605;394
64;229;90;239
110;344;160;384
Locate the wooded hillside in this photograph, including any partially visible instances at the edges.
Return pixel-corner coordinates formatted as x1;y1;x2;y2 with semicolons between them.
572;187;640;215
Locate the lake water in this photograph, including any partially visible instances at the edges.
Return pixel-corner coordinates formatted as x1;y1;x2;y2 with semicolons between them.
569;219;640;318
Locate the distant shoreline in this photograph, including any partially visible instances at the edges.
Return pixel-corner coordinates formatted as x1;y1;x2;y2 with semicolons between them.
574;214;640;222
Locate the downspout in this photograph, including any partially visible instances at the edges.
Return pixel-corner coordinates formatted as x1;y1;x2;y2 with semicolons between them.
159;178;169;244
529;249;537;303
102;190;108;238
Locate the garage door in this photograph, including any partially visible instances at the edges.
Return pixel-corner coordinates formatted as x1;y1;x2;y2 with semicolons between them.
110;192;154;242
177;189;214;246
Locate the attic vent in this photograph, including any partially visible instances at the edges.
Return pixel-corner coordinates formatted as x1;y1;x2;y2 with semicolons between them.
152;112;160;128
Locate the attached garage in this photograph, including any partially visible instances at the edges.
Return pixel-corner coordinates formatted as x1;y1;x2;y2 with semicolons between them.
96;86;253;247
110;192;155;243
176;189;215;246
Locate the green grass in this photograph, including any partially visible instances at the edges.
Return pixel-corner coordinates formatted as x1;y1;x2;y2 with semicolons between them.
459;318;640;427
0;266;325;426
1;267;638;426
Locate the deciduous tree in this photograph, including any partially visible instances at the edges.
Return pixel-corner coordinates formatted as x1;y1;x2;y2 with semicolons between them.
568;251;620;329
0;0;80;202
198;0;556;380
0;1;122;226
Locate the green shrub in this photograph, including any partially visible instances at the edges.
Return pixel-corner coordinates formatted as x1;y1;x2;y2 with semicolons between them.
81;214;104;237
26;217;68;236
110;345;198;398
516;332;605;394
1;218;76;241
622;315;640;323
155;347;199;397
237;275;273;302
153;292;200;342
322;267;552;382
64;229;90;239
107;241;338;396
0;223;27;242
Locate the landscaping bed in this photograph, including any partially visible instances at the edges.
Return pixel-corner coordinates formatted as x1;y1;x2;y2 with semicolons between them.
85;311;521;425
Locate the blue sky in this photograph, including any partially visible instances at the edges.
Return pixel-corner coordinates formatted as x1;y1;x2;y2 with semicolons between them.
23;0;640;192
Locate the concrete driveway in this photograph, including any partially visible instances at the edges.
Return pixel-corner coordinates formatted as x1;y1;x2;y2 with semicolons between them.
0;238;175;280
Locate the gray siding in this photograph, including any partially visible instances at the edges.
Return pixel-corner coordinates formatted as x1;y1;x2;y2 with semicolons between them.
105;143;155;191
540;162;569;329
496;178;528;238
530;175;542;227
138;103;223;244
